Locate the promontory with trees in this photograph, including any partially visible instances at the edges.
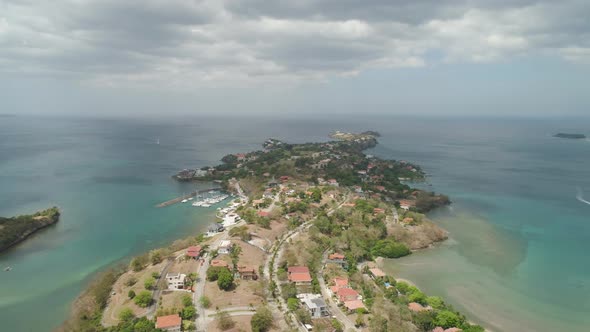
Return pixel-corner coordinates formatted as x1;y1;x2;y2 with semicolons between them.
0;207;60;253
60;131;484;332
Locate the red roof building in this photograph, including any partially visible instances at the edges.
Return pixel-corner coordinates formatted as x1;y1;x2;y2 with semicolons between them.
337;288;360;303
257;211;270;217
373;208;386;214
344;299;366;311
155;314;182;331
328;253;345;261
210;259;229;268
186;245;202;258
288;266;309;274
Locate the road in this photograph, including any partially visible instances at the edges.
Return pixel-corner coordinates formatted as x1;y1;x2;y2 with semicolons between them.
266;192;351;332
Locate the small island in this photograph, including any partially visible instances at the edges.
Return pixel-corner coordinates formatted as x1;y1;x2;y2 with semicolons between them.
0;207;60;253
553;133;586;139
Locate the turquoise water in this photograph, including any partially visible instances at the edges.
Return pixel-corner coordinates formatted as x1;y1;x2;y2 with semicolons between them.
1;115;589;331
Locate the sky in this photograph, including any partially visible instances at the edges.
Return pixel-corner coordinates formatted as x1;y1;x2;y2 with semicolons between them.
1;0;589;117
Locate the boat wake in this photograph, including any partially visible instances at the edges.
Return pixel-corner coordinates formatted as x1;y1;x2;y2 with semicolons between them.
576;187;590;206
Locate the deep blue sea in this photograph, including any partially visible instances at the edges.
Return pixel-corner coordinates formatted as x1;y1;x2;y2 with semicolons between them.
0;115;589;331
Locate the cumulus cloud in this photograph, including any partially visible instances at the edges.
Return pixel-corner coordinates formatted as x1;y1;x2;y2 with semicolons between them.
0;0;588;86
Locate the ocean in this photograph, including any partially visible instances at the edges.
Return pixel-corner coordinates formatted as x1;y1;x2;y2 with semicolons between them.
0;115;589;331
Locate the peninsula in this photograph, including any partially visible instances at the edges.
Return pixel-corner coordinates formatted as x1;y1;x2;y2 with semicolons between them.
62;132;485;332
0;207;60;253
553;132;586;139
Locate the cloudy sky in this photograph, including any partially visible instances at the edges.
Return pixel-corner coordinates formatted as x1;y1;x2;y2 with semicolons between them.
1;0;589;116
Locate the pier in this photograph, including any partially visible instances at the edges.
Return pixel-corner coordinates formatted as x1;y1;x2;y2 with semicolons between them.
155;188;222;208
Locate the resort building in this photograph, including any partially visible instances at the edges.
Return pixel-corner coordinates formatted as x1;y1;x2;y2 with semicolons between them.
408;302;428;312
155;314;182;332
298;293;330;318
218;240;232;255
165;273;186;290
399;199;416;211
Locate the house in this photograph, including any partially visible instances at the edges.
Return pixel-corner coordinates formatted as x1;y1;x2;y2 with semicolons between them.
257;211;270;218
252;199;265;207
299;293;330;318
337;288;360;303
208;223;224;233
223;213;240;225
280;175;290;182
374;185;386;192
186;245;202;259
369;268;386;280
288;266;312;285
165;273;186;290
237;266;258;280
155;314;182;332
399;199;416;211
218;240;232;255
235;153;246;161
329;277;349;294
402;217;414;225
317;177;327;185
327;179;339;187
343;299;366;312
408;302;428;312
373;208;386;215
210;259;230;269
326;253;348;268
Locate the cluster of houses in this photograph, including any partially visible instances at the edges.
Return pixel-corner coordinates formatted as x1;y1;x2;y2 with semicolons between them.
325;253;368;313
287;266;331;319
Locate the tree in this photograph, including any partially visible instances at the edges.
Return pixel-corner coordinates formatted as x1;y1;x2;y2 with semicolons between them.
134;290;152;307
295;308;311;324
118;307;135;322
251;306;273;332
182;306;197;320
130;255;148;272
217;268;234;291
151;272;160;279
413;310;436;331
207;266;225;281
150;250;163;265
371;239;411;258
182;294;193;307
426;296;444;310
134;317;161;332
125;277;138;286
287;298;299;311
434;310;462;329
200;296;211;308
128;290;136;299
144;277;156;290
217;311;236;330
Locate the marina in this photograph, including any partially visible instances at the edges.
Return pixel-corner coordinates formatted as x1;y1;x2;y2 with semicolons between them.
155;188;223;208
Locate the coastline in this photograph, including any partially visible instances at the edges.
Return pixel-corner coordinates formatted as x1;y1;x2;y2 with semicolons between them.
0;207;61;254
61;133;480;331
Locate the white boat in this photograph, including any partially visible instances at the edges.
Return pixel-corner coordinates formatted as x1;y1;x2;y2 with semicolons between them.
181;199;188;203
188;197;194;201
201;203;211;207
4;267;12;272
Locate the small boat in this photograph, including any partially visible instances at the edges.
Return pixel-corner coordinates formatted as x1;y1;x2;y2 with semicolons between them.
188;197;194;201
4;267;12;272
181;199;188;203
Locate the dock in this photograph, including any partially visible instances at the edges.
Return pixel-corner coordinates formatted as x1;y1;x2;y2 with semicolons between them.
156;188;222;208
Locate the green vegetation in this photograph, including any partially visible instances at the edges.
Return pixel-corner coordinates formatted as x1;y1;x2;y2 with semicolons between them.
133;290;152;307
0;207;60;252
371;239;411;258
217;268;235;291
251;306;273;332
144;277;156;290
127;290;136;299
118;307;135;322
199;296;211;309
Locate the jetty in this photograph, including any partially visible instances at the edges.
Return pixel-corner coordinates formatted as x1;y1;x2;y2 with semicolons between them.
156;188;222;208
